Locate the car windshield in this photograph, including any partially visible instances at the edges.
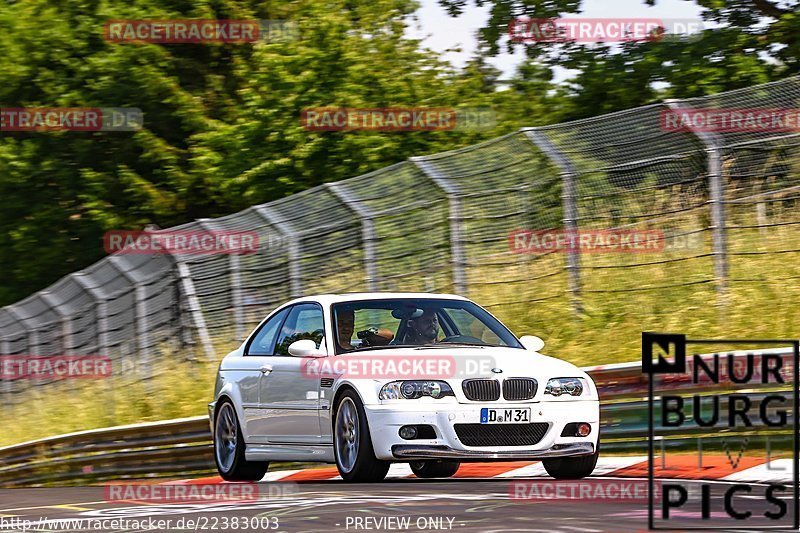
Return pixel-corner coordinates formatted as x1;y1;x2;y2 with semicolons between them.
331;298;522;353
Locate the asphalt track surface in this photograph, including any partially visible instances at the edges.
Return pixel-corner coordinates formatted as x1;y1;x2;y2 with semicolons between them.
0;477;795;533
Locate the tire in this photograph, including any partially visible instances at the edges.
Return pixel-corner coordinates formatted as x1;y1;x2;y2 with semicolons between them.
333;389;390;482
542;448;599;480
410;460;460;479
214;401;269;481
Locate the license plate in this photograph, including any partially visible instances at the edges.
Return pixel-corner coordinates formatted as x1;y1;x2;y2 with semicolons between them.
480;407;531;424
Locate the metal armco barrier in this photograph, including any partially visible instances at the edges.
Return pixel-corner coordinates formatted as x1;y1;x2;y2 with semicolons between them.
0;348;794;487
0;417;213;487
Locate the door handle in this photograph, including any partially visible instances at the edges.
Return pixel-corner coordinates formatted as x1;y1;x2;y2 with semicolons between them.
260;365;273;374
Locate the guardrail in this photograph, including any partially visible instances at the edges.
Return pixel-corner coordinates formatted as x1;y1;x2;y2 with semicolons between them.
1;348;794;487
0;417;213;487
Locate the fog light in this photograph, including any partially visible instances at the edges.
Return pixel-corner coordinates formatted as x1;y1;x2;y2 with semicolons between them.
577;423;591;437
399;426;418;439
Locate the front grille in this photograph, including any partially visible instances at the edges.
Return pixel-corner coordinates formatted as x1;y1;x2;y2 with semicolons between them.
454;423;549;447
503;378;537;401
462;379;500;401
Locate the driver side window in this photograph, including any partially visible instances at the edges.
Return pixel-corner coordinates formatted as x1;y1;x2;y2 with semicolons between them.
274;303;325;356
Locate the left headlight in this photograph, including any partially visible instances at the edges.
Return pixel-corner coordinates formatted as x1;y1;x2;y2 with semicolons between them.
379;380;455;400
544;377;587;397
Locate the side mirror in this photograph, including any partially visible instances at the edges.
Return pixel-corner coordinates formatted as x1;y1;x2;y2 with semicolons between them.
519;335;545;352
288;339;326;357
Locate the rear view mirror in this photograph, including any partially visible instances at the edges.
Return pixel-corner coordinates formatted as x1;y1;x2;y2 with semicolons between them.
519;335;545;352
391;307;424;319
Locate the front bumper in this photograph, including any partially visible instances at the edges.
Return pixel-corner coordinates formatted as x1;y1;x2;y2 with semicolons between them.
365;399;599;461
392;442;595;461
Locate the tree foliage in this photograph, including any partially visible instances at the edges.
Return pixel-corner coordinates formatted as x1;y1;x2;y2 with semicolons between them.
0;0;562;305
442;0;796;118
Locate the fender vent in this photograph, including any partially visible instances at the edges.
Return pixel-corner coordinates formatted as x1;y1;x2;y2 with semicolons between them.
320;378;334;388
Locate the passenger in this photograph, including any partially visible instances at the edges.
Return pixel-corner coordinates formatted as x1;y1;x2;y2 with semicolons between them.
337;309;355;350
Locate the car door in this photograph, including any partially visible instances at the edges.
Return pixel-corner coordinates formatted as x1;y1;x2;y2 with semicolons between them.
241;306;290;444
258;302;325;444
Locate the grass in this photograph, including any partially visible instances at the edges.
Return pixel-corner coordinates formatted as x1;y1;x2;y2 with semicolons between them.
1;356;222;447
2;221;799;448
473;224;800;368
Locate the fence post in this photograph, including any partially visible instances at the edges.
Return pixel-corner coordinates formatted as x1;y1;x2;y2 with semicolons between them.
254;206;302;298
195;219;245;343
175;261;216;361
0;315;16;400
71;275;109;356
524;129;583;315
410;157;467;295
665;101;728;295
0;336;10;401
134;285;150;360
107;258;151;382
326;182;378;292
229;254;245;341
40;292;71;355
6;306;38;355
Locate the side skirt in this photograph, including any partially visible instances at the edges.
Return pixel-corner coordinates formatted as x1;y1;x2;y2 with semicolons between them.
245;443;335;463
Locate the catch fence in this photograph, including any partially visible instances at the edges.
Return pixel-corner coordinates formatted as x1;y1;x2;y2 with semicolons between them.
3;76;800;400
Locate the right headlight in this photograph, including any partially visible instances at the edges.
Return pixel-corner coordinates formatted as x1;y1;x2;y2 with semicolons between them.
379;380;454;400
544;377;587;397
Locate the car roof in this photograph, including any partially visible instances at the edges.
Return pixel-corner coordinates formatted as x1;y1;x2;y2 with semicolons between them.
285;292;470;307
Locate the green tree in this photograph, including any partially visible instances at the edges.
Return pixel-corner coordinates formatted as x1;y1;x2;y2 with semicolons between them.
439;0;793;117
0;0;563;305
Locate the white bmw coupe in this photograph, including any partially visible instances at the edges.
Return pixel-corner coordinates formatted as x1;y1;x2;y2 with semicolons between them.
209;293;599;482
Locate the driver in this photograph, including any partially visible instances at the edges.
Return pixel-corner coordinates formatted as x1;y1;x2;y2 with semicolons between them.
406;309;440;345
337;309;355;350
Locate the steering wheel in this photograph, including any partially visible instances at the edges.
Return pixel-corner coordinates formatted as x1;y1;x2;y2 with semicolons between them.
439;335;486;345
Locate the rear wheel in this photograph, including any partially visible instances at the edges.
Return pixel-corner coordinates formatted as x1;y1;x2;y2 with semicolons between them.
214;401;269;481
334;390;390;482
542;448;599;479
410;460;460;478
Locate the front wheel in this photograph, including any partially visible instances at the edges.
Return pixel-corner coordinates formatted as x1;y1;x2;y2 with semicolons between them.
542;448;599;479
333;390;390;482
214;401;269;481
410;460;460;478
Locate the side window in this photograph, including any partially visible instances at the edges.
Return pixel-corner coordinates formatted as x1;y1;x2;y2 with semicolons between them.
245;307;290;356
274;303;325;356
